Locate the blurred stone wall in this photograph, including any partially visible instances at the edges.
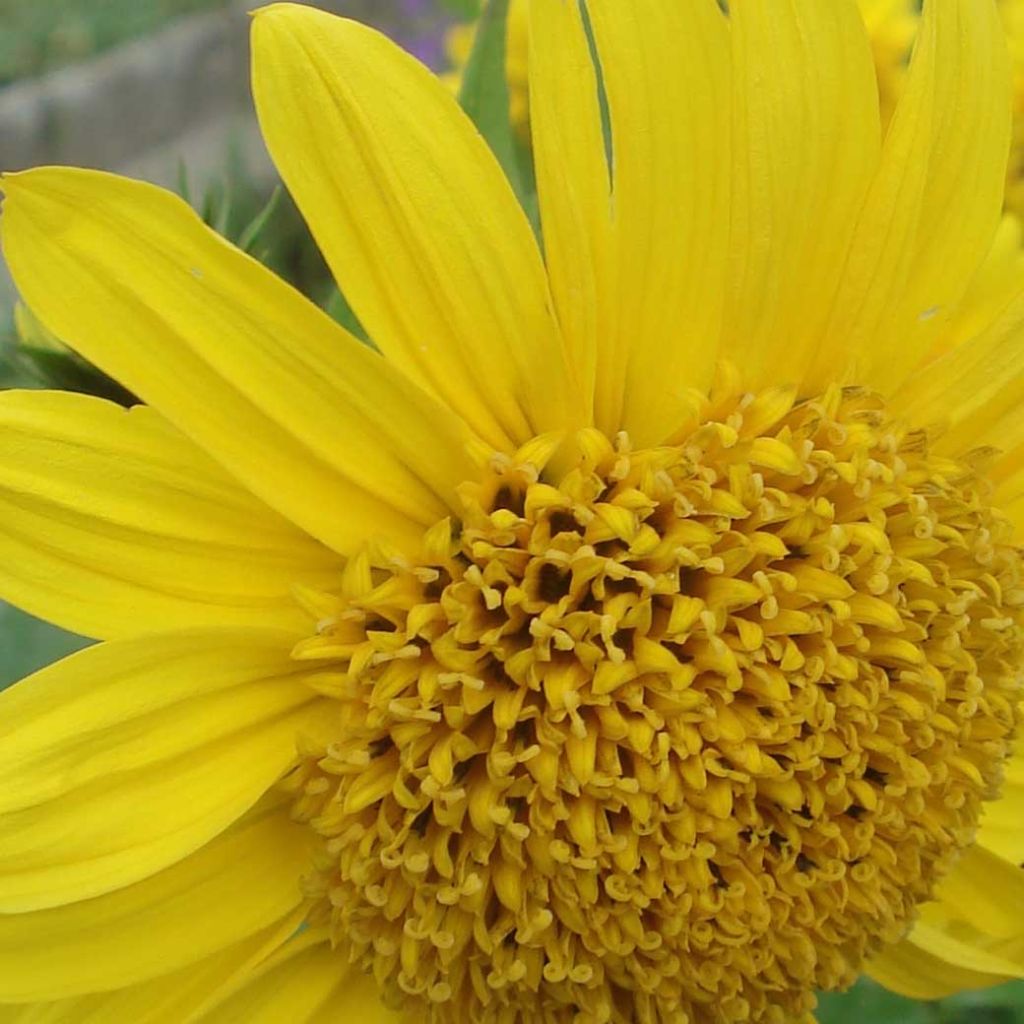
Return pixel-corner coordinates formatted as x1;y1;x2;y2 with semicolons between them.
0;0;452;307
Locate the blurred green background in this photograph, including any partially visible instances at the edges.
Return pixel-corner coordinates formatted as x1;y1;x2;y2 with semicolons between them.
0;0;230;83
1;1;1023;1021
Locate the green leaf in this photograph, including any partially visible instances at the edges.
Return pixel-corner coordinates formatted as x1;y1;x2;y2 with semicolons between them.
2;340;136;406
0;604;90;691
457;0;523;196
237;185;284;254
175;159;192;207
816;980;935;1024
816;977;1024;1024
940;982;1024;1024
323;287;373;347
441;0;481;18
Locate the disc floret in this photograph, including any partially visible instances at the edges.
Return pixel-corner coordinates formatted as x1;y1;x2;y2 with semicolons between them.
288;384;1023;1024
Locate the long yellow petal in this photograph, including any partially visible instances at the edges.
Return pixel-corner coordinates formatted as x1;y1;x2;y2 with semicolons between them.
816;0;1011;393
870;844;1024;999
202;940;400;1024
725;0;880;395
0;390;342;639
892;289;1024;452
928;844;1024;940
251;3;580;449
584;0;730;443
0;629;320;912
0;167;479;557
0;799;309;1002
933;214;1024;360
0;915;300;1024
867;921;1020;999
526;0;609;427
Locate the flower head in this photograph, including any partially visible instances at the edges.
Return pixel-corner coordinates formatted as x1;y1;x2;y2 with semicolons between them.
1;2;1023;1023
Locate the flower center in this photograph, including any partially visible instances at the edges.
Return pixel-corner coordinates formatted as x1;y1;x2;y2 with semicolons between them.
287;384;1023;1024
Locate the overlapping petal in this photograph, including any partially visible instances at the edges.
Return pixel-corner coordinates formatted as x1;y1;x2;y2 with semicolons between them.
724;0;881;395
0;916;300;1024
0;629;322;912
892;289;1024;450
0;798;309;1003
251;3;581;450
818;0;1012;392
0;167;480;557
0;389;342;639
867;922;1022;999
583;0;731;443
202;939;403;1023
870;845;1024;998
526;0;609;428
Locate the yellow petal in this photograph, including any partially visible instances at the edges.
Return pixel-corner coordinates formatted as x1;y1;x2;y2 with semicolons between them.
202;939;401;1023
870;844;1024;1000
0;799;310;1002
935;214;1024;359
892;287;1024;453
725;0;881;395
0;167;479;557
250;3;579;449
526;0;609;427
0;628;321;912
584;0;730;442
927;843;1024;938
816;0;1012;393
867;920;1021;999
0;915;301;1024
0;389;341;639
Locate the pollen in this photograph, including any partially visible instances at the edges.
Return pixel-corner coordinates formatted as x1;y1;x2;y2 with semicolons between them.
286;384;1023;1024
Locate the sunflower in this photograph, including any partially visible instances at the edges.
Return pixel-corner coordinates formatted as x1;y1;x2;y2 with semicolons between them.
1;1;1023;1022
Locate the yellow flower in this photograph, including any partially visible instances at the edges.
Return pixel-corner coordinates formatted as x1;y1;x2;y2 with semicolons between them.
0;2;1023;1023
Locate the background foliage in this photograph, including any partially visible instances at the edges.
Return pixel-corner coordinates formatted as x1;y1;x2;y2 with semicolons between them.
0;0;230;83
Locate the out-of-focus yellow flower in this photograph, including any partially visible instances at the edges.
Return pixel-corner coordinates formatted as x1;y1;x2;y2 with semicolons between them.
0;3;1023;1023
